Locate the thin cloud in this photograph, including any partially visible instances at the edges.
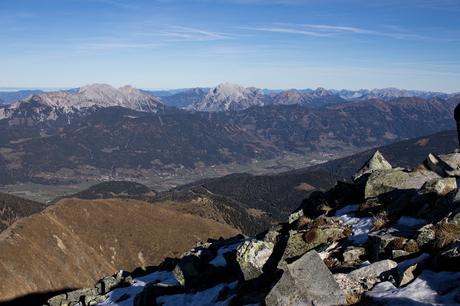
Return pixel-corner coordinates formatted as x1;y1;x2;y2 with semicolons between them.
161;25;232;40
238;26;329;37
243;23;435;41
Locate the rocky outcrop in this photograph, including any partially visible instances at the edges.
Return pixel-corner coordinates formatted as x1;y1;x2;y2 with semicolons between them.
45;150;460;306
265;250;346;306
353;150;392;180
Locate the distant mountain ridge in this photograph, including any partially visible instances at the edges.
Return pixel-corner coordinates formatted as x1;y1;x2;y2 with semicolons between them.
1;84;455;111
0;84;164;121
161;84;453;111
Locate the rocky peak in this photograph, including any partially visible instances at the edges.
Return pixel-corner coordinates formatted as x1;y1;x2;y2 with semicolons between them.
192;83;265;112
313;87;332;96
354;150;393;180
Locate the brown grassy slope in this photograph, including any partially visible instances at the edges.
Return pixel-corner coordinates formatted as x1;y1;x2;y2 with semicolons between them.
0;198;239;302
0;192;46;232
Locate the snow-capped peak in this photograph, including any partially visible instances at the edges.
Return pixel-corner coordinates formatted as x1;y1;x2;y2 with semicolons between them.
192;83;266;112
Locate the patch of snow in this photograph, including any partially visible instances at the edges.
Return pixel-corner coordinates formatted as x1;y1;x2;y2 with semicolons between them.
156;281;238;306
336;211;373;245
397;217;427;228
96;270;178;306
366;270;460;305
335;204;359;216
209;242;242;267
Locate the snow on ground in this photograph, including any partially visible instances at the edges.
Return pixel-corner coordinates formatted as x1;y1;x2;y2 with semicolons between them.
366;270;460;306
335;204;373;245
209;242;243;267
96;270;178;306
335;204;359;216
397;216;427;228
156;281;238;306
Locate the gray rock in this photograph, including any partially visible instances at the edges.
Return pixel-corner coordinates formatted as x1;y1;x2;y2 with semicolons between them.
354;150;392;181
173;255;202;287
364;168;439;199
438;153;460;176
343;246;366;265
281;220;350;263
368;228;400;260
416;224;436;248
419;177;457;196
66;288;98;303
348;259;398;287
266;250;346;306
288;209;304;224
47;293;67;306
335;260;397;303
236;239;274;280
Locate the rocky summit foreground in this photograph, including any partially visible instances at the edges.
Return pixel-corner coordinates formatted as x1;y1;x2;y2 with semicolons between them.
46;150;460;306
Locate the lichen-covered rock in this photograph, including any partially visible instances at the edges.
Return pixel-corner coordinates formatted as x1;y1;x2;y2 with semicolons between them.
419;177;457;196
364;168;439;199
343;246;366;265
266;250;346;306
354;150;392;181
281;218;350;262
236;239;274;280
416;224;436;248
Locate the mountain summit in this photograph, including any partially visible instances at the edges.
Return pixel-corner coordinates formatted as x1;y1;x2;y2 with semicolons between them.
28;83;164;112
191;83;267;112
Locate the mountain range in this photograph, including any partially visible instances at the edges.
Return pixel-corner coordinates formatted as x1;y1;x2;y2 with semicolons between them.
1;84;456;111
0;83;457;186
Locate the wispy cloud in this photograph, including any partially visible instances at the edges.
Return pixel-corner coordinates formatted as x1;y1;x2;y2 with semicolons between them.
238;26;330;37
155;25;232;41
241;23;434;41
66;25;231;51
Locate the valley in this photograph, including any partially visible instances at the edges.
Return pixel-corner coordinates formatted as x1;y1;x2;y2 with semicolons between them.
0;149;347;203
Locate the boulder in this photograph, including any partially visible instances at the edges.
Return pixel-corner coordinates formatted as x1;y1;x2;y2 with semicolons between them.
66;288;98;304
438;153;460;176
368;228;401;260
281;219;350;262
343;246;366;265
419;177;457;196
236;239;274;280
348;259;398;286
334;259;397;304
173;255;203;287
265;250;346;306
47;294;67;306
364;168;439;199
416;224;436;248
354;150;392;181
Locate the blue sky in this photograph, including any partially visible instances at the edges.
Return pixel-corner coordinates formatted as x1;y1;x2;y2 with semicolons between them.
1;0;459;91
